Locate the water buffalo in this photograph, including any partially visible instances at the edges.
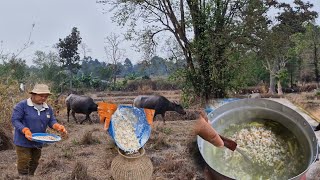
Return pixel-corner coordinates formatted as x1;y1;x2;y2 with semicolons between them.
133;95;186;124
65;94;98;124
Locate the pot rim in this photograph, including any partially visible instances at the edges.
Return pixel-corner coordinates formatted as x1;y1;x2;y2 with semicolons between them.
198;98;319;180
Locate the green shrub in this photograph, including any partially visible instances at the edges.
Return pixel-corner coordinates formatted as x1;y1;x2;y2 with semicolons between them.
109;81;126;91
126;73;138;80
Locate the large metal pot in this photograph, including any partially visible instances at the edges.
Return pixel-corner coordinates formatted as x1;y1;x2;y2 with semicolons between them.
197;99;319;180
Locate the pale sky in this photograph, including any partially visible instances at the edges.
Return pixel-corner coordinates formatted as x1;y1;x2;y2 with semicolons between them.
0;0;319;66
0;0;134;65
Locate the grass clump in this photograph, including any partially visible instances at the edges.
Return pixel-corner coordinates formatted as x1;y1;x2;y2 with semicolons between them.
79;129;100;145
61;146;74;159
70;161;92;180
156;126;173;135
39;156;62;175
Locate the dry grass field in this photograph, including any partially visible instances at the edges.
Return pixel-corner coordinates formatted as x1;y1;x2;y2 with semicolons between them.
0;90;205;180
1;90;320;180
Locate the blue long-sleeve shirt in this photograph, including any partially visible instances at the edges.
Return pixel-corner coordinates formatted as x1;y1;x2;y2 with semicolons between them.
11;98;58;148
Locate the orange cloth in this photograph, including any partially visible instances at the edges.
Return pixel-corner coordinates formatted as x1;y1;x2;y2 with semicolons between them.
22;127;32;141
97;102;118;130
144;109;155;125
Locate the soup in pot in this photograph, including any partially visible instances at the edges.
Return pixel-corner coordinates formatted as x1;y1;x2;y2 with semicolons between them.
202;119;308;180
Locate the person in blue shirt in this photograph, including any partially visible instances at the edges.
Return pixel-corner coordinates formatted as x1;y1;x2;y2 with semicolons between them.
11;84;67;176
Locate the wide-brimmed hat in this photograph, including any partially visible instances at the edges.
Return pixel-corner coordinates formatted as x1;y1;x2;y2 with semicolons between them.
29;84;52;95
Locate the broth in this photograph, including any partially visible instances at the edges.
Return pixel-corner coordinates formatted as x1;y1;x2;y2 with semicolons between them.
203;119;308;180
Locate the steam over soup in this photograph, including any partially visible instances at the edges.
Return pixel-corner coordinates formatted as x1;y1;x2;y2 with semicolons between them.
203;119;308;180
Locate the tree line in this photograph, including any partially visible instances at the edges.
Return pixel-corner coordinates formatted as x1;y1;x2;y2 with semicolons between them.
1;0;320;102
99;0;319;101
0;27;184;93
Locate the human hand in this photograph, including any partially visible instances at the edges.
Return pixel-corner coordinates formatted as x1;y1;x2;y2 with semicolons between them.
53;123;67;135
22;127;32;141
97;102;118;130
194;111;224;147
198;110;209;122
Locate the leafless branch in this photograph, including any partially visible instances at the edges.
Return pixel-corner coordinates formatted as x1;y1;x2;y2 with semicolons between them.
13;23;35;59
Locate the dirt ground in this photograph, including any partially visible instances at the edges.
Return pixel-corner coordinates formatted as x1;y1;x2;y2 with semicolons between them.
1;91;320;180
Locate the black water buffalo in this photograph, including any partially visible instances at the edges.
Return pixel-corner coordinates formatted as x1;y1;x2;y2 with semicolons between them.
65;94;98;124
133;95;186;123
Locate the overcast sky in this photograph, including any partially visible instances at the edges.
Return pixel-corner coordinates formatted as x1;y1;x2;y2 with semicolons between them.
0;0;131;65
0;0;319;66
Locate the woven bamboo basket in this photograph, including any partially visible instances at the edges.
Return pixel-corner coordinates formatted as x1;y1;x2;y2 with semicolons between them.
111;147;153;180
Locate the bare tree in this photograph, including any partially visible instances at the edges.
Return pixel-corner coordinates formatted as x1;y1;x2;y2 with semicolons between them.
0;23;35;62
260;1;317;95
80;43;92;58
0;24;35;86
100;0;271;100
104;33;126;85
0;40;4;61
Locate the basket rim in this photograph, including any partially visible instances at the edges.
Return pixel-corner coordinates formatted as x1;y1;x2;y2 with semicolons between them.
117;147;145;159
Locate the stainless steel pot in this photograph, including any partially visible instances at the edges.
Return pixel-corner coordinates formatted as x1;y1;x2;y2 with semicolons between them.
197;99;319;180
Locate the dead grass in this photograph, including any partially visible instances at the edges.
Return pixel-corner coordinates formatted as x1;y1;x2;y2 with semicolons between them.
60;146;75;159
147;124;171;150
102;140;118;169
286;93;320;123
70;161;94;180
150;155;165;167
0;174;19;180
137;84;153;93
0;128;14;150
0;95;217;180
154;125;173;135
162;110;198;121
0;80;30;150
148;135;170;150
124;79;180;92
79;129;101;145
155;153;197;179
157;159;185;172
39;156;63;175
3;90;319;180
